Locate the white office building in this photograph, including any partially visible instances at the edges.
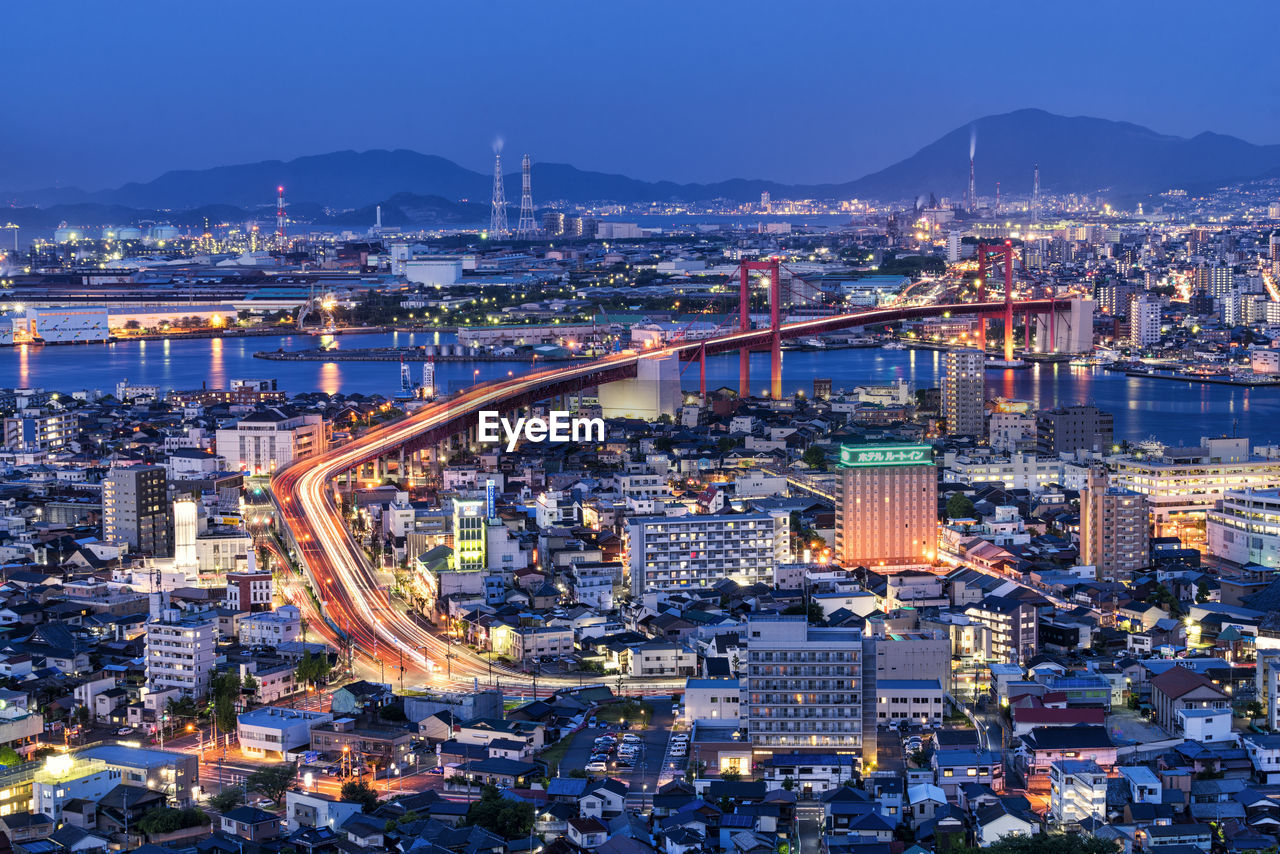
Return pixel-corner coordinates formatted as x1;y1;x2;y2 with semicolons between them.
626;511;789;595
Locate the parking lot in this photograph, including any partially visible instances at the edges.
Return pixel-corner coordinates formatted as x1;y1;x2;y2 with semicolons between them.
558;696;675;798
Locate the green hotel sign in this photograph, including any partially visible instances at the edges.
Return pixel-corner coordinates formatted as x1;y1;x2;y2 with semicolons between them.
839;444;933;468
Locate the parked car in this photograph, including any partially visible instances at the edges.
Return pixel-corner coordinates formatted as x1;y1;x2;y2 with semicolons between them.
622;734;642;744
116;727;133;736
585;760;608;774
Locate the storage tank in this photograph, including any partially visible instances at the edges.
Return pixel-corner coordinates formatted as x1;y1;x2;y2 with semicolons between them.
149;224;179;241
101;227;118;240
116;227;143;240
53;227;82;244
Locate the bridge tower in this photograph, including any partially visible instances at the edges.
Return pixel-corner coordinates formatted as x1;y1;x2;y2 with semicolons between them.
976;241;1016;361
737;258;783;399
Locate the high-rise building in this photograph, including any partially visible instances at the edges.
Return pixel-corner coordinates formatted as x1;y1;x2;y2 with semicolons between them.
1129;295;1161;347
103;465;172;556
1036;405;1115;455
452;499;487;572
626;511;789;596
146;608;217;697
1080;466;1150;584
835;443;937;568
745;615;867;764
942;348;985;437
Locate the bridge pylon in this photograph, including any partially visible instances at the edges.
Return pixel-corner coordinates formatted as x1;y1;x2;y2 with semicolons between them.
737;258;783;398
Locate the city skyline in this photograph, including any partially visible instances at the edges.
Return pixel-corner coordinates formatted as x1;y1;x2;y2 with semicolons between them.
3;0;1278;192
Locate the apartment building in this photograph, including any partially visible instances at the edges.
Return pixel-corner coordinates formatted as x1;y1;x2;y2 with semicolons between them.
942;348;985;437
145;609;217;697
238;605;302;647
745;615;866;766
1080;466;1150;584
964;594;1041;664
215;407;327;475
626;511;789;595
226;570;273;613
3;409;78;451
1049;759;1108;823
102;465;171;556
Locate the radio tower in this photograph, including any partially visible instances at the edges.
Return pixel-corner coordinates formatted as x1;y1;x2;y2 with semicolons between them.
515;154;537;239
275;185;287;250
490;149;509;239
1032;163;1041;225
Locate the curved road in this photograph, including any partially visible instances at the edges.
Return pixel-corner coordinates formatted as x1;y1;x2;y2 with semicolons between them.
272;300;1070;694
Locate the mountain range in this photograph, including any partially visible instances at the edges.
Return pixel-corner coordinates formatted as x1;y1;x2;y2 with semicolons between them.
5;109;1279;228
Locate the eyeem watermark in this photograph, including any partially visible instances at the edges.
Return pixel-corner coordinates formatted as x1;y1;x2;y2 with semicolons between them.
477;410;605;452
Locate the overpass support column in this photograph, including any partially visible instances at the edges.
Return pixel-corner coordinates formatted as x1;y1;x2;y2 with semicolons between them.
770;259;782;400
739;264;751;397
1025;309;1032;351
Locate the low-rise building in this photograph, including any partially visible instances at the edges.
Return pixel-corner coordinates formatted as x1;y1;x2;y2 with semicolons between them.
238;707;332;759
1049;759;1108;823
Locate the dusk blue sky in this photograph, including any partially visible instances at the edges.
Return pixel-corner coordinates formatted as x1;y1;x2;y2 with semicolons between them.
5;0;1278;192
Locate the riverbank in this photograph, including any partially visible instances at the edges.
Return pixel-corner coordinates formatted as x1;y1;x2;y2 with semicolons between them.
1119;368;1280;388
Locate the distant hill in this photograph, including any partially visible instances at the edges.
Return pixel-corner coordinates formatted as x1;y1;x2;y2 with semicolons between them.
6;110;1280;221
841;108;1280;200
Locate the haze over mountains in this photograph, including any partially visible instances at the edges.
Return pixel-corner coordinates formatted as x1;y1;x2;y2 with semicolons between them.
7;109;1280;228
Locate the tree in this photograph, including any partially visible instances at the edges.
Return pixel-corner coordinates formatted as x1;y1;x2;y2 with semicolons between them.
801;446;827;469
465;784;534;838
1246;701;1265;720
783;599;824;625
1196;579;1211;604
137;807;209;837
973;834;1120;854
341;780;380;813
720;770;741;783
208;788;243;814
781;775;795;791
241;673;259;703
208;670;241;734
946;493;976;519
74;704;90;728
246;762;296;804
0;746;21;766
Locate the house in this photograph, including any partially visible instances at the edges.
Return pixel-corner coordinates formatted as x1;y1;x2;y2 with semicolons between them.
340;813;387;849
1241;734;1280;785
568;817;611;849
581;778;629;819
284;789;364;833
1178;708;1232;743
906;783;947;830
219;806;281;842
932;750;1002;797
1149;666;1229;733
329;681;394;716
1146;824;1213;851
976;801;1041;846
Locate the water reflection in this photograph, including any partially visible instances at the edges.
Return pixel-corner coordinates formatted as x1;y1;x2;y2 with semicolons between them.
319;362;340;395
209;338;225;388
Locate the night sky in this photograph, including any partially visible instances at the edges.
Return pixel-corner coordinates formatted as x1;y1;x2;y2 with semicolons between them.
5;0;1277;192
